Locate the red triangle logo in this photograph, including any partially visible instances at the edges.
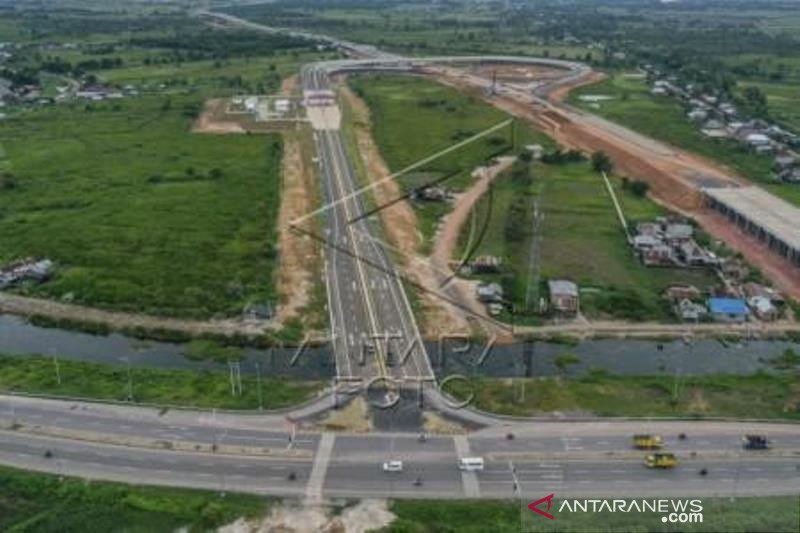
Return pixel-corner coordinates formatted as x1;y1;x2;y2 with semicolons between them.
528;493;555;520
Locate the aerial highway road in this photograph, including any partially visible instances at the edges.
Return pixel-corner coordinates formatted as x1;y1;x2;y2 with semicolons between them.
1;395;799;499
300;63;434;385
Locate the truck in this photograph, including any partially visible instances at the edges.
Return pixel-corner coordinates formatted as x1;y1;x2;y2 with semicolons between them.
645;453;678;469
632;434;663;450
743;435;769;450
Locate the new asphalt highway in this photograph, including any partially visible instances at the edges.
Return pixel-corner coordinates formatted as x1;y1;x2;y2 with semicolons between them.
301;64;434;384
1;395;798;499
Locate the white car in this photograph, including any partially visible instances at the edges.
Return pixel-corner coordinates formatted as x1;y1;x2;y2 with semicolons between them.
382;460;403;473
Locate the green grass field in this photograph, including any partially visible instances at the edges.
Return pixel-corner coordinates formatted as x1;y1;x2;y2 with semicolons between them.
0;465;269;532
0;92;282;318
347;75;554;251
387;496;800;532
567;74;800;201
347;75;519;249
461;159;717;322
443;371;800;419
0;353;322;409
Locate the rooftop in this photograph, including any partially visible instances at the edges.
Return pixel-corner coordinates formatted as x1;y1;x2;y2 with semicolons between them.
703;186;800;251
548;279;578;297
708;297;749;315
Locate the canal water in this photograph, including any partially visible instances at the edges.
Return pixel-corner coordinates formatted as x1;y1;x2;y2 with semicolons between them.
1;315;797;379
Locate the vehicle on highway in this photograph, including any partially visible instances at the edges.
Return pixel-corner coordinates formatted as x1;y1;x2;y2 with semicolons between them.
743;435;770;450
458;457;485;471
645;452;678;469
633;434;663;449
383;460;404;473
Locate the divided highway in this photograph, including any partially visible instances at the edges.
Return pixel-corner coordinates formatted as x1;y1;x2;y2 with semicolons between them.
1;395;798;499
301;64;433;383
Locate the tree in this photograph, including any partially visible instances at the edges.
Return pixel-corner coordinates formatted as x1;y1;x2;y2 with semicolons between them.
591;151;613;174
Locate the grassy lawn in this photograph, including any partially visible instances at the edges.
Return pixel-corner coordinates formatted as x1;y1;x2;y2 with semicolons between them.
443;371;800;419
0;465;269;533
460;159;717;322
567;74;800;203
0;92;281;319
0;354;322;410
347;75;521;249
387;496;800;532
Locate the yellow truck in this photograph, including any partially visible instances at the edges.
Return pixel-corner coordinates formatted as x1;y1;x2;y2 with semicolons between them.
632;434;663;450
645;453;678;469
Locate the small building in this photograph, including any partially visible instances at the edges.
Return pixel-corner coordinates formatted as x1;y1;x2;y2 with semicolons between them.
640;244;674;266
524;144;544;160
748;296;778;321
708;297;750;323
633;234;660;250
665;284;701;302
663;223;694;242
676;298;707;322
274;98;291;114
412;185;449;202
677;241;716;267
476;282;503;303
548;279;579;314
471;255;502;274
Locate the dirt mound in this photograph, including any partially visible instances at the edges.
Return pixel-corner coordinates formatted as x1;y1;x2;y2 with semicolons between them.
220;499;395;533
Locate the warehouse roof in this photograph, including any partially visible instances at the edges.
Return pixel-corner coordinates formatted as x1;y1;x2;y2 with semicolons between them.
703;186;800;251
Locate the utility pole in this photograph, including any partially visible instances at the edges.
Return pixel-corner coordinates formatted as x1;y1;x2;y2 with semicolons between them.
255;361;263;410
51;349;61;386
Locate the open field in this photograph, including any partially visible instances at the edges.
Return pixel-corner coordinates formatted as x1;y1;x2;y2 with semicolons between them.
444;370;800;419
388;496;800;532
0;465;269;532
0;353;322;410
0;94;282;318
568;75;779;187
461;159;717;322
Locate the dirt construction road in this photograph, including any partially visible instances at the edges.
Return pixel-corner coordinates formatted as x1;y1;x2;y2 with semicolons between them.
428;65;800;300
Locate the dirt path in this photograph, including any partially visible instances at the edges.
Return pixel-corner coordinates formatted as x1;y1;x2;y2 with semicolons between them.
275;129;319;324
192;98;246;134
0;292;271;336
428;156;518;328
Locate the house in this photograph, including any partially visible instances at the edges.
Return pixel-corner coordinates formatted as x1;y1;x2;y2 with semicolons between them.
471;255;502;274
687;108;708;122
720;259;749;281
633;234;660;250
525;144;544;160
708;297;750;323
413;185;449;202
677;241;716;267
748;296;778;321
663;223;693;243
640;243;674;266
274;98;291;114
548;279;579;314
676;298;707;322
745;133;771;147
0;258;54;289
476;282;503;303
665;284;701;302
636;222;662;236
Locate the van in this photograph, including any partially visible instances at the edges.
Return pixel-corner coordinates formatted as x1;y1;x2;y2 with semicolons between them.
382;460;403;473
458;457;484;471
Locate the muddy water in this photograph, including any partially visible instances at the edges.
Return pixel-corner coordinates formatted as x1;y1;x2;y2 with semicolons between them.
1;315;797;379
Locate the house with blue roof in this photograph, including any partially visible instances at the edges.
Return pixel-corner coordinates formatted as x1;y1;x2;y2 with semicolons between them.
708;297;750;323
